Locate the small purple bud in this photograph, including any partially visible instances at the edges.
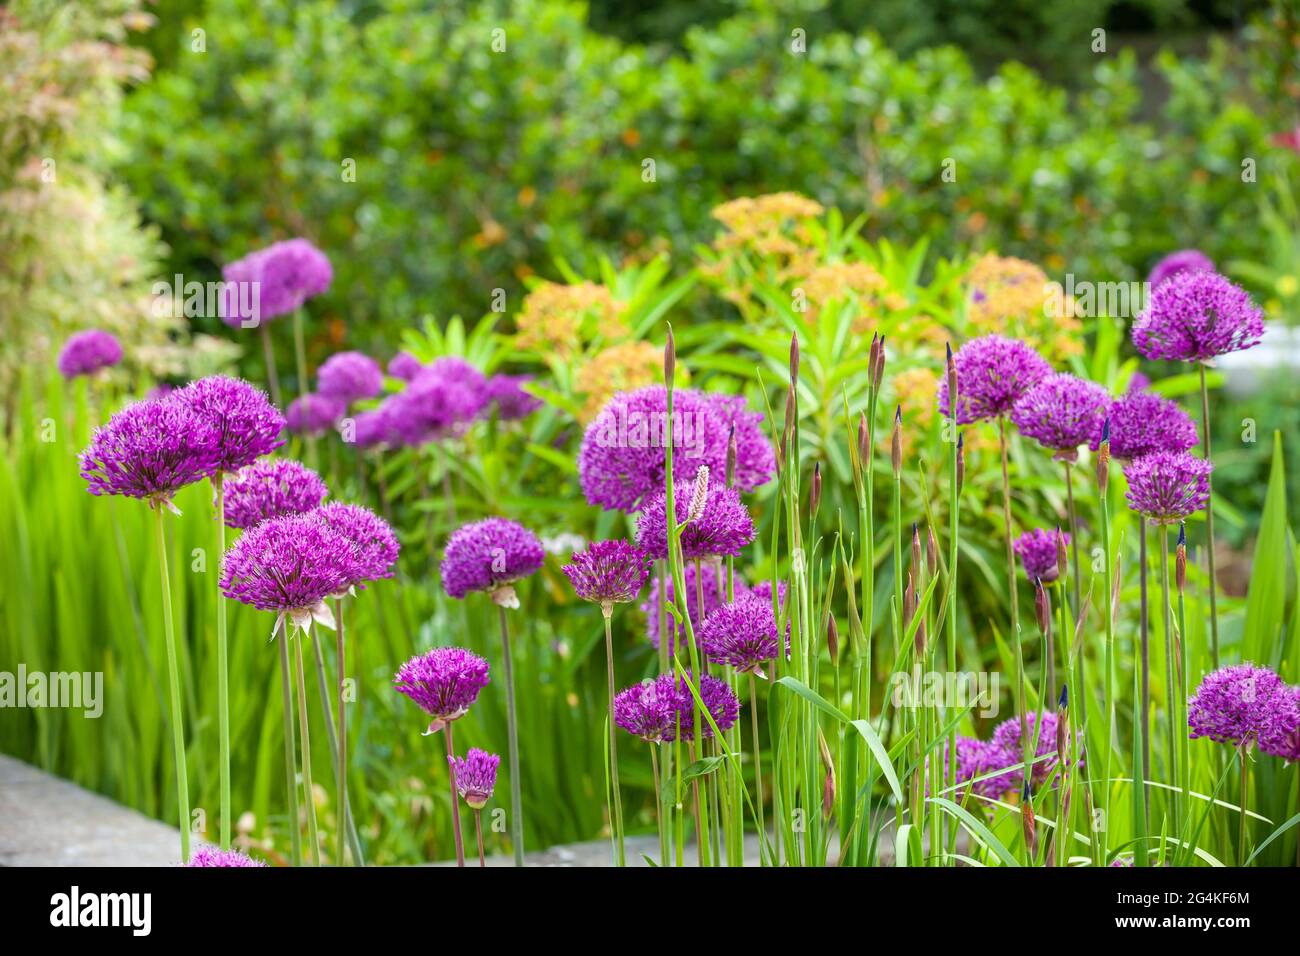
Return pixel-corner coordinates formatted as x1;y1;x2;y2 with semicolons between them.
1176;522;1187;593
664;328;676;386
810;462;822;517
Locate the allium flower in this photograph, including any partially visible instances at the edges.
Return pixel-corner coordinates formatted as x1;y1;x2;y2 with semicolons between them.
448;748;501;808
989;711;1080;787
484;373;543;420
636;479;755;560
578;386;775;512
699;597;780;673
185;847;266;867
674;672;741;741
1132;271;1265;363
393;647;490;733
1147;249;1214;289
312;502;399;588
172;375;286;474
58;329;123;378
221;238;333;326
1258;685;1300;763
1013;529;1069;583
1187;663;1284;746
317;351;383;403
222;459;327;530
1011;373;1110;459
642;562;747;654
1091;391;1198;461
80;399;220;509
614;676;680;743
936;335;1053;424
220;513;364;633
930;737;1014;799
1124;451;1213;524
440;518;545;607
387;352;425;381
348;406;397;449
561;539;650;612
1127;371;1151;393
385;360;486;444
285;393;345;438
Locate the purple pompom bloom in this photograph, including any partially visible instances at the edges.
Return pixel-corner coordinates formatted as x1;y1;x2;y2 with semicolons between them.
385;360;486;445
222;459;327;530
636;478;755;560
1258;685;1300;763
80;399;220;508
448;748;501;809
1187;663;1284;747
317;351;383;403
641;562;747;654
930;737;1013;799
614;676;681;743
1132;271;1264;363
185;846;266;867
1013;528;1069;583
1091;391;1198;461
440;518;545;607
285;393;345;438
58;329;123;378
348;406;397;449
172;376;286;474
221;238;333;327
1011;373;1110;460
936;335;1053;424
1147;249;1214;289
578;386;775;512
675;672;741;741
1124;451;1213;524
699;597;780;673
483;373;543;420
561;539;650;612
393;647;490;733
313;502;399;587
989;711;1080;788
220;513;363;633
387;351;425;381
1127;371;1151;393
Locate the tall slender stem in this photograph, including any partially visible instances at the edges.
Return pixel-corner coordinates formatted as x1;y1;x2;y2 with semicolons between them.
1099;465;1115;858
749;674;767;866
1197;364;1220;667
259;323;281;406
603;611;625;866
311;634;365;864
1063;462;1082;616
155;508;191;862
1159;529;1178;835
1138;516;1151;821
212;475;231;849
277;622;302;866
291;629;321;865
336;596;348;866
498;606;525;866
1238;745;1249;866
651;745;668;866
998;419;1020;643
474;809;486;867
444;723;465;867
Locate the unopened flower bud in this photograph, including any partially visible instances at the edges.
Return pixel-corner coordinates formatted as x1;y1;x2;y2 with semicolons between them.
872;335;886;389
891;406;902;478
955;432;965;491
945;342;958;421
726;424;737;488
926;525;938;575
810;462;822;518
1096;418;1111;494
1176;523;1187;593
1055;525;1068;583
826;613;840;667
1021;782;1037;855
1034;576;1051;638
790;333;800;383
857;412;870;470
911;523;922;577
664;327;676;386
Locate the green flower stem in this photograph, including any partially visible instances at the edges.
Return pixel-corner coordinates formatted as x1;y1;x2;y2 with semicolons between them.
602;610;625;866
1138;517;1151;822
1237;744;1249;866
1158;528;1178;836
474;809;486;867
651;745;668;866
1063;461;1082;616
749;673;767;865
1175;553;1191;852
946;427;959;865
155;507;191;862
277;622;302;866
497;605;526;866
212;474;231;849
291;628;321;865
444;723;465;867
1099;467;1116;860
310;630;365;864
335;598;348;865
998;419;1020;654
1197;364;1219;667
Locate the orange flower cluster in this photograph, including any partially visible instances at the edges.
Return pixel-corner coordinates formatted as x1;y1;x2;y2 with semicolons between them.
514;281;628;357
964;254;1081;361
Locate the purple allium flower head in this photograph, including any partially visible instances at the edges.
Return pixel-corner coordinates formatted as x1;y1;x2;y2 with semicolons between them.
220;238;333;327
58;329;123;378
699;596;780;673
1011;373;1110;460
1132;271;1265;363
614;676;681;743
929;737;1013;799
578;386;776;512
172;375;286;474
440;517;545;607
80;399;221;508
1127;371;1151;393
636;478;755;560
1091;391;1198;461
1187;663;1284;746
348;406;397;449
936;335;1053;424
317;351;383;403
393;647;490;733
1124;451;1213;524
674;672;741;741
1013;528;1069;583
1147;249;1214;289
185;847;267;867
1258;685;1300;763
561;539;650;611
385;360;486;445
312;502;399;588
222;459;327;530
285;393;345;438
483;373;544;421
220;513;364;633
387;351;425;381
448;748;501;809
642;562;748;655
989;710;1081;787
